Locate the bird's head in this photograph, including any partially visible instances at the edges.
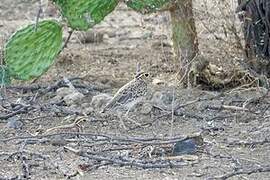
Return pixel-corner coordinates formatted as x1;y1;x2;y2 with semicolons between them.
135;71;152;83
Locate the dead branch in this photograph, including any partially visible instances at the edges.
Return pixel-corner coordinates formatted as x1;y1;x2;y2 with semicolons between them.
64;147;197;169
0;99;85;121
205;104;254;113
173;92;224;113
6;77;108;95
227;138;270;147
62;30;74;50
173;97;202;111
127;112;171;132
0;132;202;146
34;0;42;32
0;175;19;180
0;105;33;120
213;165;270;180
6;77;79;92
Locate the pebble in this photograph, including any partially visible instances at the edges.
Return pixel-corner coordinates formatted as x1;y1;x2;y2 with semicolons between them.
173;136;204;155
140;102;153;115
152;91;174;105
6;117;23;129
63;92;85;106
56;87;75;98
91;93;112;109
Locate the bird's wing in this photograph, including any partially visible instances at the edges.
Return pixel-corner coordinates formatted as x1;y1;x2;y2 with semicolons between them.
103;82;133;110
116;91;133;105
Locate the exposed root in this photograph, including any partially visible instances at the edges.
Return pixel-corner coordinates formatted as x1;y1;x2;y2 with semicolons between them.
188;57;259;90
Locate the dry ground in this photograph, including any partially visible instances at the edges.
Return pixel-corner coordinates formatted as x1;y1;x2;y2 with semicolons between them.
0;1;270;180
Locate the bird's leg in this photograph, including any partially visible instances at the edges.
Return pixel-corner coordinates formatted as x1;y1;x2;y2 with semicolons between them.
124;106;131;117
119;109;140;129
114;108;142;130
124;97;142;117
115;105;141;129
123;98;144;127
118;114;128;130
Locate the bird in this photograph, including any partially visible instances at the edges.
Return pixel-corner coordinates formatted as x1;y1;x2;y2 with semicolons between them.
101;71;151;114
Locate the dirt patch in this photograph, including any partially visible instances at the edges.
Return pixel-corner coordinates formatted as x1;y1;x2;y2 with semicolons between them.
0;1;270;180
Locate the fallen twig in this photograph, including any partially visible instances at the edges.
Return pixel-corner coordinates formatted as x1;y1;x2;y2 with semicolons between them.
6;77;107;95
62;30;74;50
0;132;202;146
0;105;33;120
64;146;196;169
212;165;270;180
227;138;270;147
206;105;249;112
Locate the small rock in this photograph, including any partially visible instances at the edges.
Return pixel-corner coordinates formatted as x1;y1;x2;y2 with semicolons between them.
173;136;204;156
63;92;85;105
81;103;90;108
152;91;174;105
83;107;94;115
50;137;68;146
142;32;153;39
103;33;110;40
7;117;23;129
68;104;82;113
56;87;75;98
161;92;174;105
226;137;240;145
173;139;196;155
151;41;172;50
49;95;62;104
91;93;112;109
152;91;163;101
140;102;153;115
152;78;165;85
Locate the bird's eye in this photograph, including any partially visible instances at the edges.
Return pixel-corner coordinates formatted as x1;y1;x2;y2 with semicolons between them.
145;73;149;77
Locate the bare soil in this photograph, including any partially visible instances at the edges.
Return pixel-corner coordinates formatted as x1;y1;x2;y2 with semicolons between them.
0;1;270;180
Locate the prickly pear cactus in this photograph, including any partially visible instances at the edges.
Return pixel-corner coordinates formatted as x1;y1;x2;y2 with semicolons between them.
124;0;170;14
4;20;63;80
52;0;119;30
0;65;10;85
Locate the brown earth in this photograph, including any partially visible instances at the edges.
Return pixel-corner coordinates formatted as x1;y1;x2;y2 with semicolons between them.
0;1;270;180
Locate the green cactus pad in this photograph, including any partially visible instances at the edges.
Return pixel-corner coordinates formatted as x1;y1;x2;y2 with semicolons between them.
4;20;62;80
125;0;170;14
52;0;119;31
0;65;11;85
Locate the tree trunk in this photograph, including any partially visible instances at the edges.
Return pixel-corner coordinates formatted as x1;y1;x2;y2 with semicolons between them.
237;0;270;77
169;0;198;86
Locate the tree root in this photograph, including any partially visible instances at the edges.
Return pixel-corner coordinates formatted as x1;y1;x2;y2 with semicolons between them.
188;57;260;90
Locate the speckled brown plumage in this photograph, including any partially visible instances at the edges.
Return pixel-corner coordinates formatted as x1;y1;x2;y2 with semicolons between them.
101;72;150;112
